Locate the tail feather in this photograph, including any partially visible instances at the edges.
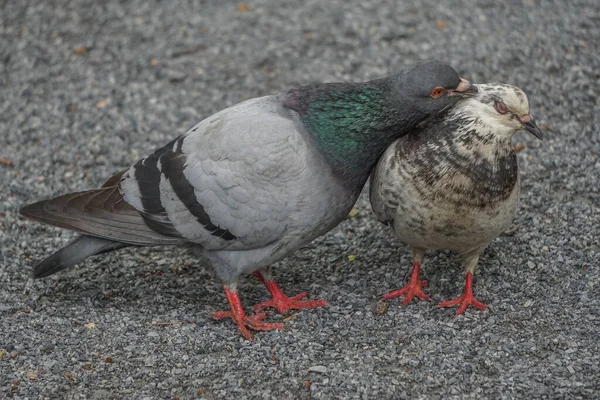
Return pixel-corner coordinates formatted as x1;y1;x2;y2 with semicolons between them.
23;170;178;278
20;178;180;246
33;235;129;279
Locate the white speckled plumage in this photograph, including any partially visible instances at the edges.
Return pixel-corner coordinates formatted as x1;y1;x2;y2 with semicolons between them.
370;83;541;312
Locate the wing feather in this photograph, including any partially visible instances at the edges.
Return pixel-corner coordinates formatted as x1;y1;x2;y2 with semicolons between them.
119;96;307;250
21;184;179;246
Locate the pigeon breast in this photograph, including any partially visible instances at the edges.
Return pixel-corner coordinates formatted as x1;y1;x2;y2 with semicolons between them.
370;105;521;253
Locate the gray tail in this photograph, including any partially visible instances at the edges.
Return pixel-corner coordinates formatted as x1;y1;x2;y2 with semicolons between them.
32;235;129;279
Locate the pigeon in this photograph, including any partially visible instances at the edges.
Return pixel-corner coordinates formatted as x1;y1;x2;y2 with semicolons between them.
20;61;477;339
370;82;542;314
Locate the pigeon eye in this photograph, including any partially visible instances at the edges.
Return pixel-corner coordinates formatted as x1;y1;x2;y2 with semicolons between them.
430;87;445;98
495;101;509;115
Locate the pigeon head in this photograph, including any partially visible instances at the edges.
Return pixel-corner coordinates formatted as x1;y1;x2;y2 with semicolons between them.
282;61;476;188
393;60;478;119
457;83;543;140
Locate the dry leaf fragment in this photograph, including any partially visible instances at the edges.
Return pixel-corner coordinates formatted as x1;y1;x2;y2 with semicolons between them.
347;254;356;262
304;380;311;388
104;357;113;363
150;58;158;66
82;363;93;371
237;3;249;12
0;157;14;167
373;301;389;316
348;208;359;218
172;45;208;58
84;322;96;329
95;99;109;109
503;224;520;236
64;372;75;381
513;143;526;152
0;349;8;360
73;47;88;55
436;20;448;30
283;313;299;322
539;123;551;131
146;321;196;326
27;370;38;381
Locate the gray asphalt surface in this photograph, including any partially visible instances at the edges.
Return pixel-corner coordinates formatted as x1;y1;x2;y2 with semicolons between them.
1;1;599;399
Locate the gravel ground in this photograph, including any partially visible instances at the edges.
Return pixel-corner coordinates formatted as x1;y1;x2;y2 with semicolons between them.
1;0;599;399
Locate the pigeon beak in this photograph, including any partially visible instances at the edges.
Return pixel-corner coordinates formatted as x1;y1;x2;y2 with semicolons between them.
520;115;543;140
447;78;478;97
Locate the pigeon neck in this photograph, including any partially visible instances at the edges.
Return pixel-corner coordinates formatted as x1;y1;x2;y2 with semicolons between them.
284;80;419;188
436;115;519;203
449;113;516;160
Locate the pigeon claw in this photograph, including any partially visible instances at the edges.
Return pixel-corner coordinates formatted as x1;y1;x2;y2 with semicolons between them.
383;262;430;304
383;281;430;304
439;272;487;315
252;271;327;314
213;287;284;340
253;291;328;314
213;311;284;341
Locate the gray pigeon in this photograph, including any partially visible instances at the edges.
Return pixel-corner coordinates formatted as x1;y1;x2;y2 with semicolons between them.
370;83;542;314
20;61;476;339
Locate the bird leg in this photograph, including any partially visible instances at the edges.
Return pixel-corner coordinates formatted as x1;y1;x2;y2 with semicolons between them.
213;285;284;340
383;248;430;304
251;267;328;314
439;255;487;315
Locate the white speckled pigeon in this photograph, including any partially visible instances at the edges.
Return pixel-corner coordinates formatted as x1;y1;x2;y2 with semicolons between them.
370;83;542;314
20;61;476;339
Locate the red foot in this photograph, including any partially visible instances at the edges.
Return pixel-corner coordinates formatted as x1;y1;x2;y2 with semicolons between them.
383;262;430;304
439;272;487;315
252;272;328;314
212;287;284;340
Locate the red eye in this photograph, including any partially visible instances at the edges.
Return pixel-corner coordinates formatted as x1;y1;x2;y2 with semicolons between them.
430;87;445;98
495;101;509;114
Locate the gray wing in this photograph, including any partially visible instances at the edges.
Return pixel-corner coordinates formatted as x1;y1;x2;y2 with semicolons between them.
120;96;310;251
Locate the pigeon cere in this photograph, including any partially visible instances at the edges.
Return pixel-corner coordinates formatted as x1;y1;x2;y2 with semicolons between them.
1;1;598;399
